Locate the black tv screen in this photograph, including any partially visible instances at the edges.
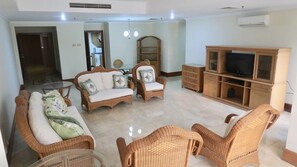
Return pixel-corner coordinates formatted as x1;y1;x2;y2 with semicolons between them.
225;53;255;77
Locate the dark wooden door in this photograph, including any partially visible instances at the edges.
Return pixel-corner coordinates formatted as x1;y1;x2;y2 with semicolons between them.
17;34;44;79
41;33;56;74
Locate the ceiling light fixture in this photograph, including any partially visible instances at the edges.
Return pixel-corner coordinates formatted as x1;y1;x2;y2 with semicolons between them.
123;19;139;39
61;13;66;21
170;10;175;19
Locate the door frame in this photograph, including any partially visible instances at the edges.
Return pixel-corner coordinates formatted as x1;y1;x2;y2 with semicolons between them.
16;32;60;81
84;30;105;70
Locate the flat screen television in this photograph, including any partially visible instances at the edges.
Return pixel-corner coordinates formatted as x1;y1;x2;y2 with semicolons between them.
225;52;255;77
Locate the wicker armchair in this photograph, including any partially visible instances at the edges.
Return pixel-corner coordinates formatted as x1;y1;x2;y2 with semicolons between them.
15;90;94;158
116;125;203;167
191;104;280;167
132;62;166;102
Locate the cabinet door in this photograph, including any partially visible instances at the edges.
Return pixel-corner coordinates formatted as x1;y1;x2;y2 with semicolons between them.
254;53;276;83
249;83;272;109
206;49;219;72
203;73;220;98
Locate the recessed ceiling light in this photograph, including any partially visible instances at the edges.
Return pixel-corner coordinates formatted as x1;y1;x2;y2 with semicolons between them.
61;13;66;21
170;10;175;19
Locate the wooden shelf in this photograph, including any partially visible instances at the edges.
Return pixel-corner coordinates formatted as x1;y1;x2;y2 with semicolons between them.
137;36;161;76
203;46;291;111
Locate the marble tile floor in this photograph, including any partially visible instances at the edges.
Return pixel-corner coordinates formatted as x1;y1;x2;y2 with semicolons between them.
10;76;293;167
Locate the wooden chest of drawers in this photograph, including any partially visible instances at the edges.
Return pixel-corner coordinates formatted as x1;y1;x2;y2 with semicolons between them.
182;64;205;92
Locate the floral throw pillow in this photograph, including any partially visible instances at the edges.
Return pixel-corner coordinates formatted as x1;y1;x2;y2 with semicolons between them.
113;75;128;89
43;90;68;116
80;79;99;95
48;115;84;140
139;69;155;83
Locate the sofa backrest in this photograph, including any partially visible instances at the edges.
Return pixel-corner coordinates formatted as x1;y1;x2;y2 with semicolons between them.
74;66;123;91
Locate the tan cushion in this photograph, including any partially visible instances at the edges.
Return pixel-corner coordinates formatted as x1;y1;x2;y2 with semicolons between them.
65;106;96;147
101;71;123;89
145;82;164;91
136;66;155;80
28;92;63;145
78;73;104;90
89;88;133;102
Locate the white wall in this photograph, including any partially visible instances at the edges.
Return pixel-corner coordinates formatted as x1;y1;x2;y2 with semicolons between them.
108;21;186;72
154;21;186;72
10;21;87;82
286;88;297;153
56;23;87;79
185;9;297;104
108;22;154;68
0;17;20;154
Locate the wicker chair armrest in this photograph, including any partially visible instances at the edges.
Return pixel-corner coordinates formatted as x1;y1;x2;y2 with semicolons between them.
63;97;72;106
116;137;129;167
224;114;238;123
136;79;146;91
80;89;90;102
192;123;225;143
156;77;166;88
39;135;94;156
128;80;134;90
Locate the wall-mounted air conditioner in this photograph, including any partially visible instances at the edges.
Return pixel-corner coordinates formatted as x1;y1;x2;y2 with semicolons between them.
237;15;270;27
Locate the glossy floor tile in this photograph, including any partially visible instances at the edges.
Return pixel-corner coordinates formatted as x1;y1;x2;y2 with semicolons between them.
10;77;293;167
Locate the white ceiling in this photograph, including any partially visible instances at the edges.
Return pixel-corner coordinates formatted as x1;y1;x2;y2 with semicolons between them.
1;0;297;22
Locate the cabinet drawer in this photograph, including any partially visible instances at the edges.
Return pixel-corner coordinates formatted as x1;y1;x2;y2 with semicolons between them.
251;83;272;92
182;65;201;73
204;73;219;81
182;72;199;79
183;82;199;90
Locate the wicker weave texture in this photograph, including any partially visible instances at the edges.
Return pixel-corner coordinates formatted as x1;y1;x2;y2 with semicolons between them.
117;125;203;167
132;63;166;102
15;90;95;158
191;104;280;167
74;66;134;112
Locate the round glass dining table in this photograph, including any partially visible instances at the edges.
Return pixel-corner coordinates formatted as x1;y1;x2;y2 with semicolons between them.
30;149;109;167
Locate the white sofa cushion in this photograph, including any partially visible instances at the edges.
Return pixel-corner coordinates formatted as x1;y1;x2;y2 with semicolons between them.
89;88;133;102
136;66;155;80
224;111;250;137
28;92;63;145
145;82;164;91
65;106;96;147
78;73;105;91
101;71;123;89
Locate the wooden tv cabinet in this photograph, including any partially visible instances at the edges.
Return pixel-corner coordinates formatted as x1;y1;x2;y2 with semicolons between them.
203;46;290;111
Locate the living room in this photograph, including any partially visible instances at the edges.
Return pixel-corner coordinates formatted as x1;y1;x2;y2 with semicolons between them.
1;0;297;166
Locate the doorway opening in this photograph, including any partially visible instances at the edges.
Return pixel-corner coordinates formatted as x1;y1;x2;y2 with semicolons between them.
84;31;105;70
16;27;61;86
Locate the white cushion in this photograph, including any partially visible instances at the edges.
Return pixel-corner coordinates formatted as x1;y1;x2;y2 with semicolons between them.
78;73;105;90
64;106;96;147
208;124;228;138
136;66;155;80
101;71;123;89
28;92;63;145
224;112;250;137
144;82;164;91
89;88;133;102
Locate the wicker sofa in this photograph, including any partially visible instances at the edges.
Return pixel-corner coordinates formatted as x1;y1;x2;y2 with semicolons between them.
15;90;95;158
74;66;134;112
